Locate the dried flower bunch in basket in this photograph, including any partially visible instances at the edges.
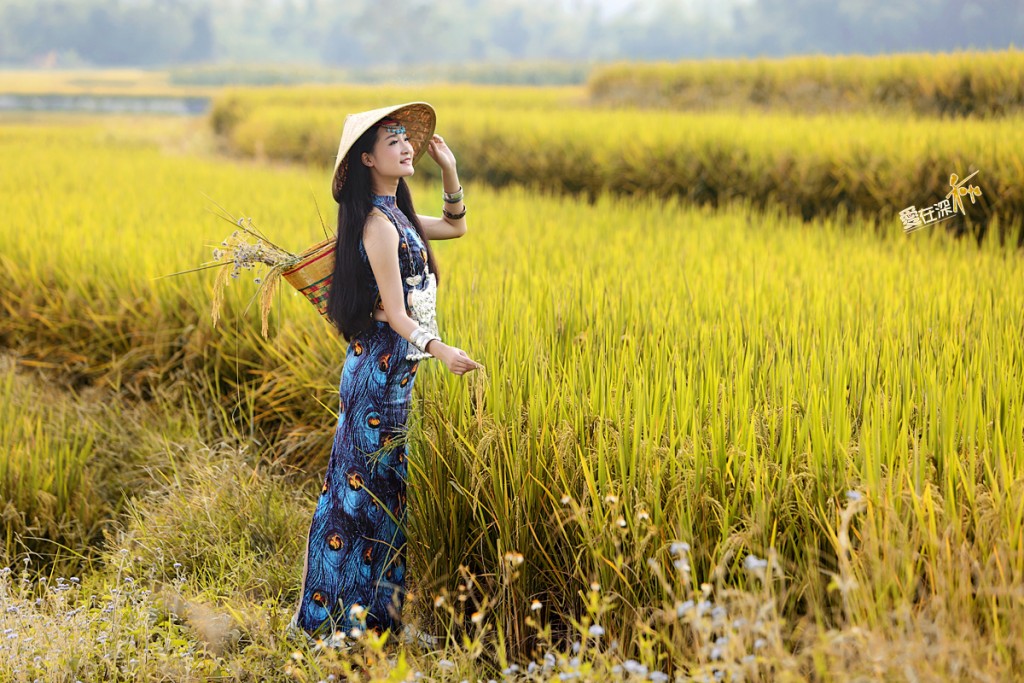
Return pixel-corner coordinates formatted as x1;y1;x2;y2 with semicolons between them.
176;202;336;337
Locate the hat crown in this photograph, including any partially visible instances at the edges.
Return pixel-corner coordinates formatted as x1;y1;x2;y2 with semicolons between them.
332;101;436;202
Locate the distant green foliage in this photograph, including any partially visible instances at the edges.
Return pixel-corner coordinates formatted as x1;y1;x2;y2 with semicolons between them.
2;0;1020;69
169;61;592;87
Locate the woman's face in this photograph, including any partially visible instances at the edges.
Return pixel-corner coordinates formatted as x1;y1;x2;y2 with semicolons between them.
363;123;415;180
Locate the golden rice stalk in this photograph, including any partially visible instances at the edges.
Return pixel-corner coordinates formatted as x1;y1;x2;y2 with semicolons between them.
257;264;287;338
211;262;232;329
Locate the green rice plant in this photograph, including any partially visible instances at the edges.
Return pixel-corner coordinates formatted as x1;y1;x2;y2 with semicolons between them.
0;353;212;574
0;357;100;568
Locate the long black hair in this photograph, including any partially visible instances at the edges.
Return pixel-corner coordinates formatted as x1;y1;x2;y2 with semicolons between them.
325;121;440;341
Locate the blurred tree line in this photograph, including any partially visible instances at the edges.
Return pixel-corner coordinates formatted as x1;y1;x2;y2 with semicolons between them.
0;0;1019;68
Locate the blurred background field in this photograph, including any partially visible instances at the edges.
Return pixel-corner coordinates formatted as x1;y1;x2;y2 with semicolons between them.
2;6;1024;679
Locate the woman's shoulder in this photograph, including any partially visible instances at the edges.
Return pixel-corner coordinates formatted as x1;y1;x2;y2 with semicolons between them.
362;209;400;246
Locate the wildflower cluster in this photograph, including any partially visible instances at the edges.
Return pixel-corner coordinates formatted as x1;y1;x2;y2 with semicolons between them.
207;215;302;336
212;218;293;282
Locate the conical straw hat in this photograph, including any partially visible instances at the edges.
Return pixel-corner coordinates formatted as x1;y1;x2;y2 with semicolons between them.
331;101;436;202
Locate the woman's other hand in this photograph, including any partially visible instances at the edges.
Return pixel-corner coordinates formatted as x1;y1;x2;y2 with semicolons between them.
426;134;457;172
429;341;481;376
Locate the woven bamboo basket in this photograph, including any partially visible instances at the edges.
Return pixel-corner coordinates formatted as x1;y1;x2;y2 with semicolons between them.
282;238;336;319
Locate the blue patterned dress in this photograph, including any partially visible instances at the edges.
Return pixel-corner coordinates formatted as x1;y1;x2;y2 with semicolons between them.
294;193;436;637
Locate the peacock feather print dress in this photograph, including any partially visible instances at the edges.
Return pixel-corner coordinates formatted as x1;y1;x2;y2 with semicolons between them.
294;192;438;637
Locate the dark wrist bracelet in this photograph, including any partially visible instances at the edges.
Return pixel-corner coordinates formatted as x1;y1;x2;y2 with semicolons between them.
443;205;467;220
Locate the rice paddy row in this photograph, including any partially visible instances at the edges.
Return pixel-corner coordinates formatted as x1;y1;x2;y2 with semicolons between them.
587;49;1024;116
210;90;1024;246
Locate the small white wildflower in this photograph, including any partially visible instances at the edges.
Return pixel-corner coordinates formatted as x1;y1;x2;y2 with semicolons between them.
637;509;650;521
676;600;695;617
560;494;571;505
846;490;862;501
616;516;627;528
744;555;768;571
670;541;690;555
754;638;767;650
504;551;524;566
588;624;605;638
604;493;619;504
590;581;601;592
439;659;455;669
650;673;669;683
623;660;648;676
530;599;542;611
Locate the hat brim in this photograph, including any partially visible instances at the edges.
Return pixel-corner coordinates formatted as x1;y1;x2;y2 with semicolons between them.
331;101;436;202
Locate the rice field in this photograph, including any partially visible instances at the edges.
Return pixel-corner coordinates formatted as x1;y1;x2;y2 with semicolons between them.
588;49;1024;116
209;87;1024;245
1;64;1023;681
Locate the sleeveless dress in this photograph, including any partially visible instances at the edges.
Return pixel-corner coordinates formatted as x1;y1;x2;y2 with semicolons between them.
294;193;438;637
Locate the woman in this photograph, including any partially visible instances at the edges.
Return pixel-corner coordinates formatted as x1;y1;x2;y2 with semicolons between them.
293;101;481;638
